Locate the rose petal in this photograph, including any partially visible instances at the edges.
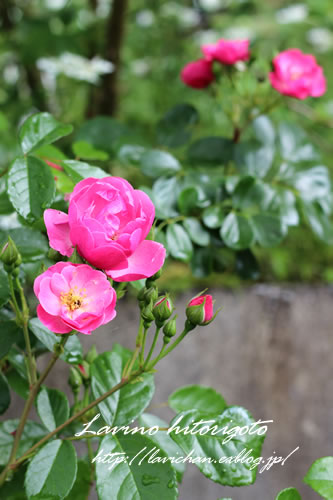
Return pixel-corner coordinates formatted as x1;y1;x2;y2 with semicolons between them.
37;305;72;334
106;240;166;282
44;209;74;257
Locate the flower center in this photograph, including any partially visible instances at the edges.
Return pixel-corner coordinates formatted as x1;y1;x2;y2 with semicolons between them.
60;288;86;311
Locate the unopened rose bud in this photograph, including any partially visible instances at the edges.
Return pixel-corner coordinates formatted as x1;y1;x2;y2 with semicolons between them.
153;296;173;327
85;345;98;364
68;366;82;393
163;316;177;339
143;286;159;305
0;237;21;272
186;293;218;327
141;303;155;328
78;361;90;379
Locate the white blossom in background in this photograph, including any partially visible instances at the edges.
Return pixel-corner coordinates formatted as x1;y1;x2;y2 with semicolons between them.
161;2;200;28
307;28;333;53
96;0;111;18
223;26;255;40
45;0;68;10
193;29;220;46
136;10;155;27
276;4;308;24
37;53;114;85
130;59;151;77
3;64;20;85
198;0;229;12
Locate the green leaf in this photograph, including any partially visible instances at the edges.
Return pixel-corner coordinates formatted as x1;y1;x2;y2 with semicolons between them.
275;487;302;500
0;227;48;262
277;122;319;163
96;433;178;500
177;186;205;215
190;247;213;278
19;112;73;154
91;349;154;426
72;141;109;161
236;250;260;280
304;456;333;499
64;459;91;500
183;218;210;246
202;206;224;229
234;140;274;178
166;223;193;262
0;177;14;214
0;372;10;414
289;166;331;202
36;388;70;432
220;213;254;250
253;115;275;145
7;349;28;380
139;413;186;481
250;214;287;247
117;144;147;165
169;385;227;414
0;420;46;466
6;370;29;400
170;406;265;486
301;201;333;244
75;117;130;154
0;267;10;308
0;320;21;359
62;160;108;183
25;439;77;499
188;137;233;165
0;463;27;499
29;318;83;364
140;150;181;178
152;177;180;219
156;103;199;148
7;156;55;223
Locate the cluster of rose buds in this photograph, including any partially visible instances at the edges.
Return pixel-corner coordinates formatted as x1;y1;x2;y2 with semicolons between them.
181;38;326;100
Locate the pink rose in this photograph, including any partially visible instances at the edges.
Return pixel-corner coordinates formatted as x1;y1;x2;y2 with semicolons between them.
269;49;326;99
202;39;250;65
44;177;166;282
34;262;117;334
186;293;214;326
180;59;215;89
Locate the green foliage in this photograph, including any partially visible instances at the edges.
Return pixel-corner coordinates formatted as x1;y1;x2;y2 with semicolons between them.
304;456;333;499
25;440;77;499
275;488;302;500
91;347;154;426
36;388;70;432
96;433;178;500
168;385;227;414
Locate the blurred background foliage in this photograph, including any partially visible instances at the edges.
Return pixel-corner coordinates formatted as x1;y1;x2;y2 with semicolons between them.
1;0;333;288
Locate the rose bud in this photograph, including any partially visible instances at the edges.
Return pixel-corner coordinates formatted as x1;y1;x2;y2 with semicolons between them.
34;262;117;335
180;59;215;89
85;344;98;364
68;366;82;393
163;316;177;343
186;293;218;327
269;48;326;99
141;303;155;328
153;296;174;327
202;39;250;65
143;286;159;305
0;236;21;271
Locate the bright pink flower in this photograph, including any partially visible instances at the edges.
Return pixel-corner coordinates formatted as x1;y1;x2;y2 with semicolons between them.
34;262;117;334
44;177;166;282
180;59;215;89
186;294;214;326
269;49;326;99
202;39;250;65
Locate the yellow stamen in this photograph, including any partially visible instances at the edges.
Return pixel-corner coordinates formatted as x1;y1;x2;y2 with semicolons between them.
60;288;85;311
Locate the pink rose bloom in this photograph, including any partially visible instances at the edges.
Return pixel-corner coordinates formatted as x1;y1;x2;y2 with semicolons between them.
269;49;326;99
186;293;214;326
44;177;166;282
34;262;116;334
180;59;215;89
202;39;250;65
